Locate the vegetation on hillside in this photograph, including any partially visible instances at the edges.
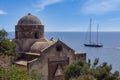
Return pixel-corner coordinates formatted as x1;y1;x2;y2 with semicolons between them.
0;29;16;56
0;65;43;80
64;59;120;80
0;29;43;80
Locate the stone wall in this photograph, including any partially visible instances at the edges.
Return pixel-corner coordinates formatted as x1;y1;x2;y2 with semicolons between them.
13;39;38;52
28;41;76;79
75;52;86;61
15;25;44;39
48;57;69;80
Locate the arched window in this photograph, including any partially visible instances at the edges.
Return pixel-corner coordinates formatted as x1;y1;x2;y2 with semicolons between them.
34;32;39;39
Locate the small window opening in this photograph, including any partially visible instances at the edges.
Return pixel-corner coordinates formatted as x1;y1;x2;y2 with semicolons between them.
56;45;62;52
34;32;39;39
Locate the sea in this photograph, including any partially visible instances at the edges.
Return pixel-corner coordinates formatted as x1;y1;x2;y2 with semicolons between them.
8;32;120;72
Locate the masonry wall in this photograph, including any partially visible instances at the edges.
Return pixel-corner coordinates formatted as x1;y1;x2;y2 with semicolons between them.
75;52;86;61
48;57;69;80
13;39;38;52
28;41;76;79
15;25;44;39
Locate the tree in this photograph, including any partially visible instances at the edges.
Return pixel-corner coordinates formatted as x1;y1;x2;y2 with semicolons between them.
64;64;81;80
70;74;95;80
64;59;120;80
64;60;91;80
0;29;16;56
0;29;8;42
0;39;16;56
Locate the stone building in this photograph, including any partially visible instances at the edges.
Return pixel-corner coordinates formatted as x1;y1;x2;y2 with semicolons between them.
13;13;86;80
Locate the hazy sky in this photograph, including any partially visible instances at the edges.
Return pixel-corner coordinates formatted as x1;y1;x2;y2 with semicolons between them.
0;0;120;32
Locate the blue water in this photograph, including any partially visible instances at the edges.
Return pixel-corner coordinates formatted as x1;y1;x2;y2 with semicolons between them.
8;32;120;72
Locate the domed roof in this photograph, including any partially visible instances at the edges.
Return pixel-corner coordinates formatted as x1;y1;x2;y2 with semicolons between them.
17;13;42;25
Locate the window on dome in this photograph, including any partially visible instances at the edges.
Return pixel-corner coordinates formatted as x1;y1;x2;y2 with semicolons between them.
34;32;39;39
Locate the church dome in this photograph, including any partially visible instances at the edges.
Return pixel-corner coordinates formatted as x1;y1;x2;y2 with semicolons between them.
17;13;42;25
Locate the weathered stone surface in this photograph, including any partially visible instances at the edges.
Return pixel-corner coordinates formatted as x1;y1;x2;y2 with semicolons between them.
15;13;44;39
48;57;69;80
13;13;86;80
18;13;42;25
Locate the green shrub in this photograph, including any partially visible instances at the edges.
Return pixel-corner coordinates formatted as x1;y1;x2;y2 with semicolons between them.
64;59;120;80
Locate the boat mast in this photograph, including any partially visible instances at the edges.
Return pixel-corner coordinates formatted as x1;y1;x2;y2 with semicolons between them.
97;24;99;45
89;18;92;44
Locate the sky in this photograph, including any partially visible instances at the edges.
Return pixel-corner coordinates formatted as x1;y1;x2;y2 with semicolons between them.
0;0;120;32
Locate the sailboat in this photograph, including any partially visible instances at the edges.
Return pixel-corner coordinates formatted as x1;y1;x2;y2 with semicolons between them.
84;18;103;47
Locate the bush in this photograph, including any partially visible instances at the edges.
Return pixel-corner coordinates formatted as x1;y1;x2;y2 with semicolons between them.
0;65;31;80
0;29;16;56
70;74;95;80
30;69;43;80
0;65;43;80
64;59;120;80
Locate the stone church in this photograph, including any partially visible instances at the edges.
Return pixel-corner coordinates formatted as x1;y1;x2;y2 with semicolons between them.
13;13;86;80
